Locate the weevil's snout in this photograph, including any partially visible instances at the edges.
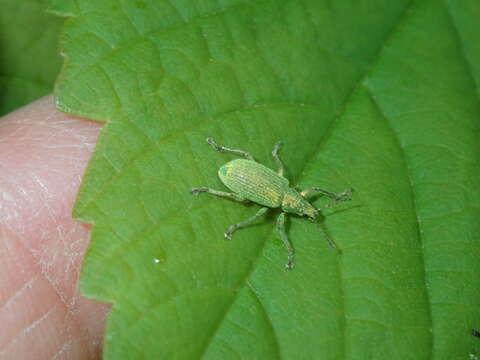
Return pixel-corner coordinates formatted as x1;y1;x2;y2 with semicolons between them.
282;190;319;220
305;208;318;221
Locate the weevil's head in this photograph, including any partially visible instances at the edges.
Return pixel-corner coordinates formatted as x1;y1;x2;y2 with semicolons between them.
281;189;318;221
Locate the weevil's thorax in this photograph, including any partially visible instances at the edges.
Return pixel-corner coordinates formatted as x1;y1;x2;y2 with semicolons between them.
281;188;318;220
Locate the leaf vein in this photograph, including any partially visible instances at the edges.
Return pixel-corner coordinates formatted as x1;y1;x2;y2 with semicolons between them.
442;0;480;100
366;89;434;359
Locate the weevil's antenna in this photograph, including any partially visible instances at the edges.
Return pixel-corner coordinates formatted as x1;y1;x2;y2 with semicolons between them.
316;221;339;250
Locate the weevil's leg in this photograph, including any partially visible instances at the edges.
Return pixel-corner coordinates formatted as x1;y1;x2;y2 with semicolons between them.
224;207;269;239
301;187;353;207
316;222;338;249
206;137;255;161
272;141;285;177
190;187;246;202
322;188;353;208
276;212;294;269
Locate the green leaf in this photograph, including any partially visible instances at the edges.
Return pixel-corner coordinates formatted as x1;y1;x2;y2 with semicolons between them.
0;0;63;115
53;0;480;358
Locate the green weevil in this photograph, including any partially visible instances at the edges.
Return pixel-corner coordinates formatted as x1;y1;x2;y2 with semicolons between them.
191;137;353;269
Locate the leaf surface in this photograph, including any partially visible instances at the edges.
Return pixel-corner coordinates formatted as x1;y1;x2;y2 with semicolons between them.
0;0;63;115
52;0;480;358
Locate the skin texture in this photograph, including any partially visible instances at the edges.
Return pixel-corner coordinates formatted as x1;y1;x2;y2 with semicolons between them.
0;96;108;360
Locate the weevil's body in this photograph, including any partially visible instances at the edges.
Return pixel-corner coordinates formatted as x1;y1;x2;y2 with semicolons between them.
219;159;317;218
191;137;352;269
